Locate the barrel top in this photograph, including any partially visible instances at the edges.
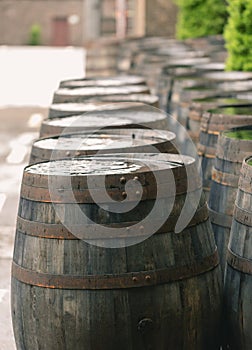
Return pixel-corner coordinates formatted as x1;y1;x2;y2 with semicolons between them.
60;75;146;88
33;129;175;151
50;95;158;113
25;153;194;177
203;71;252;81
43;109;167;128
193;96;251;105
208;104;252;116
54;85;149;97
223;126;252;141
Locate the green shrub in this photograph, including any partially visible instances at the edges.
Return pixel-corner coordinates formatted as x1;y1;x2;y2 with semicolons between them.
224;0;252;71
28;24;42;45
175;0;228;40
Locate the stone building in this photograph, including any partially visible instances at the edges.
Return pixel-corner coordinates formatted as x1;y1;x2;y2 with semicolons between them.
0;0;177;46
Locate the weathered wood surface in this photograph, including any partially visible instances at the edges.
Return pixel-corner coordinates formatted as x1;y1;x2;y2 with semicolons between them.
39;106;170;138
52;85;150;104
208;126;252;276
30;129;177;164
48;95;159;119
198;105;252;197
224;156;252;349
12;153;222;350
59;75;146;89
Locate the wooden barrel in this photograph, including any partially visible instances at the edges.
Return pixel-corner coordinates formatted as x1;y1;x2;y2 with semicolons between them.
224;156;252;349
40;105;170;138
169;71;252;119
52;85;150;104
29;129;177;164
59;75;146;89
12;153;222;350
188;95;252;144
158;58;210;112
198;104;252;197
48;95;159;119
208;126;252;276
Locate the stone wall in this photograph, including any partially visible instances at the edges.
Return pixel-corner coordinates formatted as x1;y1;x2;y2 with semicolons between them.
0;0;83;45
146;0;178;37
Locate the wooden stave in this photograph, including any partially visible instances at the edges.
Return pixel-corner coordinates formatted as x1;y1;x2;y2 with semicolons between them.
12;154;222;350
224;157;252;349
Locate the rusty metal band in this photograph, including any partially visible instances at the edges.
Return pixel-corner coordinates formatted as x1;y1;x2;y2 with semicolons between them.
227;249;252;275
197;144;216;158
12;250;219;290
233;205;252;227
211;168;239;187
16;204;209;240
238;177;252;194
208;208;233;228
20;179;202;203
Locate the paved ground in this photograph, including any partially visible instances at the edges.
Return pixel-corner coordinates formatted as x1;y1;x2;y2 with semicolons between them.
0;46;85;350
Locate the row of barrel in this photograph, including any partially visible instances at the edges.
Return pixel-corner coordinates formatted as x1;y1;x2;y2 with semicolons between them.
11;34;251;349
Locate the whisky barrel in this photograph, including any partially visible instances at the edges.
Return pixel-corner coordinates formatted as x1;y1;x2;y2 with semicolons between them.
29;129;177;164
169;71;252;119
12;153;222;350
198;104;252;197
224;156;252;349
59;75;146;89
40;105;169;138
188;95;252;144
52;85;150;104
48;95;159;119
208;126;252;276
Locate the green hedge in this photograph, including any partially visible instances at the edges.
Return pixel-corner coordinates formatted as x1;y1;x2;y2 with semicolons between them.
175;0;228;40
225;0;252;71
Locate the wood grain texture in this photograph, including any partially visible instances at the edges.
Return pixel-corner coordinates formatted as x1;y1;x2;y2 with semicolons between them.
12;154;222;350
224;157;252;349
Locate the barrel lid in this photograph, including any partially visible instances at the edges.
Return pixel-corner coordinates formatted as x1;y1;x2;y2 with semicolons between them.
208;104;252;116
60;75;146;88
49;95;159;118
22;153;199;197
54;85;149;98
32;129;175;152
43;107;167;129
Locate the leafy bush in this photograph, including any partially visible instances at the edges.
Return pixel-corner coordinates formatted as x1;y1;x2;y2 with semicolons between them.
28;24;42;45
224;0;252;71
175;0;228;40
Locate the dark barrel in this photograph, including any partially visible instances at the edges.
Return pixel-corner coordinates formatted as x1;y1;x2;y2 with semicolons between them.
52;85;150;104
59;75;146;89
224;156;252;349
208;126;252;276
198;104;252;196
29;129;177;164
188;95;252;144
48;95;159;119
39;104;170;138
12;153;222;350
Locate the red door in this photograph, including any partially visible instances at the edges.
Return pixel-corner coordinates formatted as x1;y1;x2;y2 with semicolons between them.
51;17;69;46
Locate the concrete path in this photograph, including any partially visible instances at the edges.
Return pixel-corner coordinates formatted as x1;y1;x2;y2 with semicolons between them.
0;46;85;350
